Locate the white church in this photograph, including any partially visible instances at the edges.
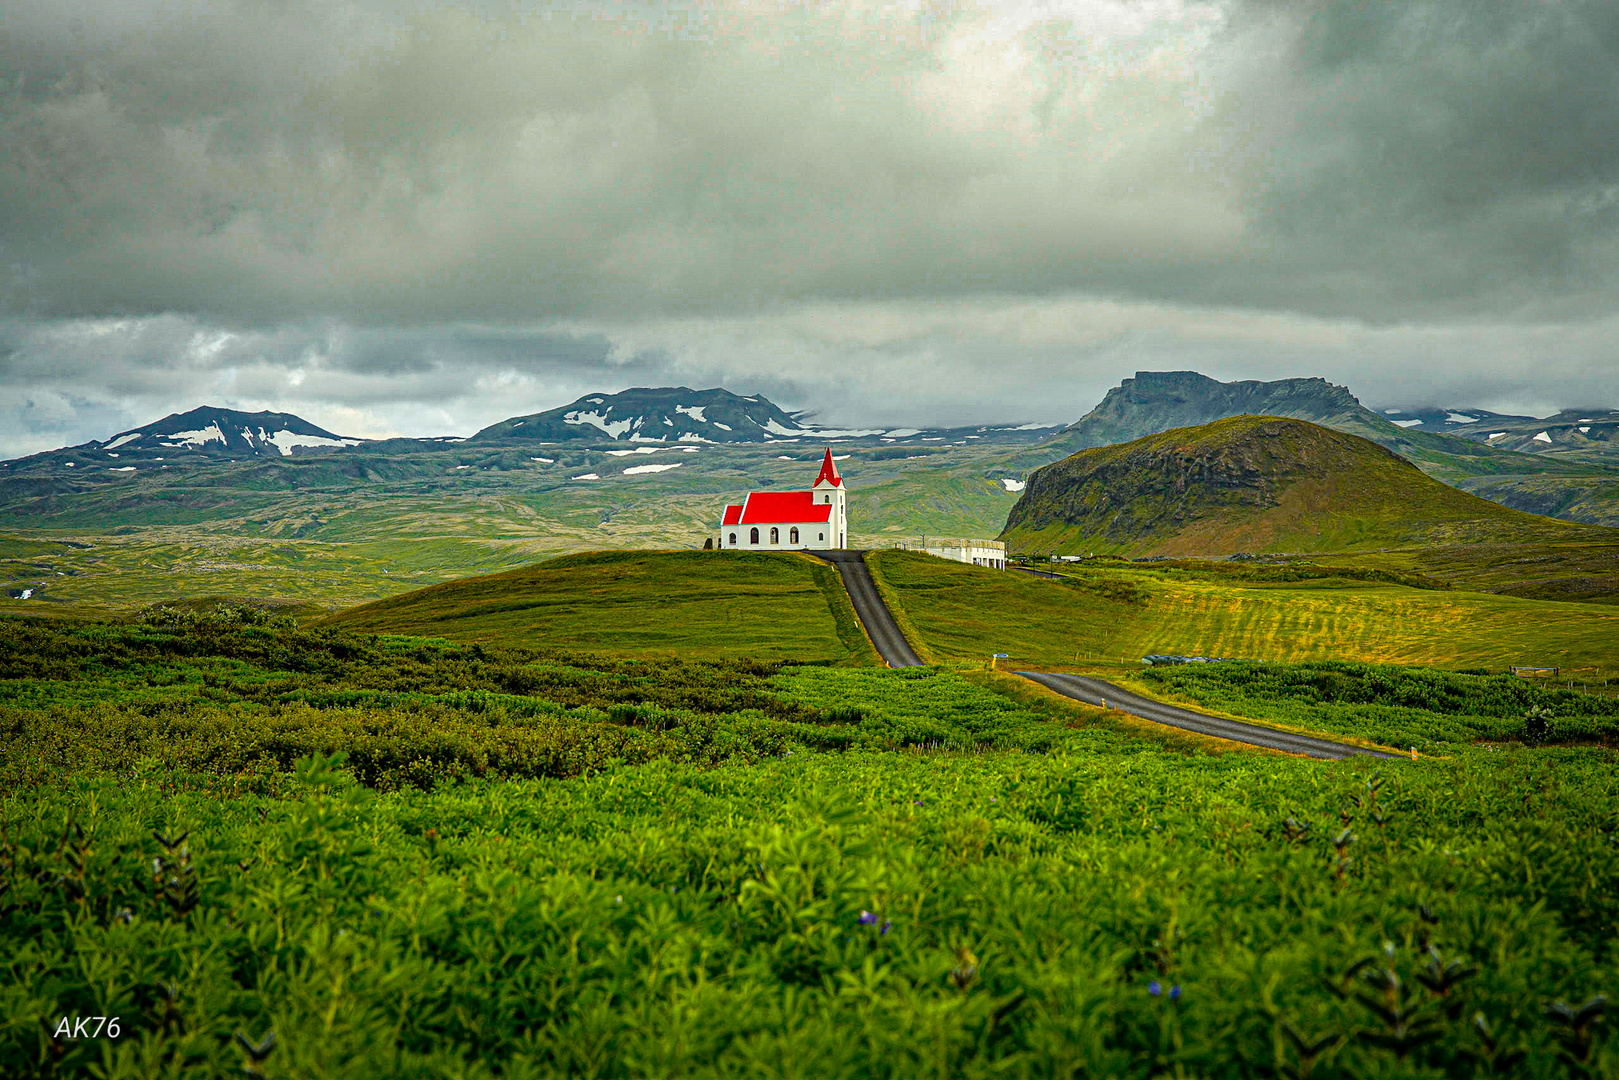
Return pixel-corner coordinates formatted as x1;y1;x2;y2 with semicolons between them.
720;448;848;551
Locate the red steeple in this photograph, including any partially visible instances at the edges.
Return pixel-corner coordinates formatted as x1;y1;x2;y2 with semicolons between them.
813;446;843;488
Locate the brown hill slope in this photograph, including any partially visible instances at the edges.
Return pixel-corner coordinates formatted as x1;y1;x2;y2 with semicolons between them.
1000;415;1615;556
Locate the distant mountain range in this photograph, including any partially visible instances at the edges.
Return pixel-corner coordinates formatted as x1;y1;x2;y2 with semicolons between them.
2;388;1066;470
1373;405;1619;456
4;378;1613;500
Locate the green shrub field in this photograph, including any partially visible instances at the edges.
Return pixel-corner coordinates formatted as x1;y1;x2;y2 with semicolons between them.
1131;660;1619;753
3;615;1618;1077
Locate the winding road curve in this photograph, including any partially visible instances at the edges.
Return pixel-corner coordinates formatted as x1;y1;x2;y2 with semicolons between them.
822;550;1393;759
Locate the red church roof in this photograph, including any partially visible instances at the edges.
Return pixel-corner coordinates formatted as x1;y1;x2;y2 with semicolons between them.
732;491;832;525
813;447;843;488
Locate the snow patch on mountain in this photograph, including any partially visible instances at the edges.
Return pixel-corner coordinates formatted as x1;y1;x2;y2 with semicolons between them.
103;433;142;450
167;423;226;447
265;431;358;456
563;411;635;439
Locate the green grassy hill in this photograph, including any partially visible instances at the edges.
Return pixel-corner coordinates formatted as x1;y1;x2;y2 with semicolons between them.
319;550;877;664
867;550;1619;675
1001;416;1612;557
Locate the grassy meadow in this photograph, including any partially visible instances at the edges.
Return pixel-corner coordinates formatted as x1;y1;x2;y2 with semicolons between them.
6;522;1619;1076
4;614;1619;1077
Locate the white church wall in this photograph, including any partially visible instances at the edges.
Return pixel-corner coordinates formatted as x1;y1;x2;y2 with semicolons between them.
720;522;835;550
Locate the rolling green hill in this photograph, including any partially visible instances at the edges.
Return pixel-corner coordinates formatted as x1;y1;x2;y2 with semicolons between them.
320;550;877;664
1001;415;1612;557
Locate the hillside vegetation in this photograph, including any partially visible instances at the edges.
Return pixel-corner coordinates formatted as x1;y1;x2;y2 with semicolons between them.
320;550;876;664
4;615;1618;1076
866;551;1619;674
1001;416;1611;557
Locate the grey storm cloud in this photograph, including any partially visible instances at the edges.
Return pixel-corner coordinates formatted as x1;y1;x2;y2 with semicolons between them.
0;1;1615;458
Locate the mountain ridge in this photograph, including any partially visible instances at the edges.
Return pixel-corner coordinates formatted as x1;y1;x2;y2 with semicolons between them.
2;406;364;469
469;387;825;444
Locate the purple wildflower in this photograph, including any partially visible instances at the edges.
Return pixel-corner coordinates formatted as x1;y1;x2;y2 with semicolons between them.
1169;985;1182;1001
880;920;891;935
858;910;878;926
1148;981;1162;996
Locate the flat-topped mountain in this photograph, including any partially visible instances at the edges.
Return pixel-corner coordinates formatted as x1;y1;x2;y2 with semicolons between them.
1001;415;1609;556
1063;372;1379;448
2;406;364;470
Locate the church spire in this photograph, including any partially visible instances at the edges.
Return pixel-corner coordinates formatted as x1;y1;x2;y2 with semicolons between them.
813;446;843;488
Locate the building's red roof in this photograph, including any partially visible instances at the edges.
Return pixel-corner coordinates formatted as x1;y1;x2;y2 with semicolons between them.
813;447;843;488
722;504;743;526
734;491;832;525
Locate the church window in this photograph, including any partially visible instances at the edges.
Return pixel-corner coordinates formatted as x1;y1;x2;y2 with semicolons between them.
749;528;759;545
790;527;799;544
728;533;737;546
770;527;779;544
818;532;825;541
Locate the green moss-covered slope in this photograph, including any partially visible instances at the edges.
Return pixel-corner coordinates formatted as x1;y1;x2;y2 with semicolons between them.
1000;415;1614;556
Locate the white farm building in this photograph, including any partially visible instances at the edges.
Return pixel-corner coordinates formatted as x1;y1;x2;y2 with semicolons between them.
720;449;848;551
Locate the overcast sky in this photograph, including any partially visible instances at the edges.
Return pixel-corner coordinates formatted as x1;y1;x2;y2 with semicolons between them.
3;0;1617;456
